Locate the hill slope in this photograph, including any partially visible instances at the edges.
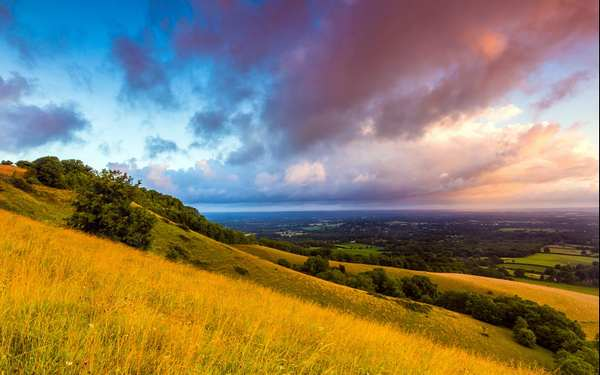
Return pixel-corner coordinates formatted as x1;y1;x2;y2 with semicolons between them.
0;210;549;374
237;244;599;338
0;181;557;368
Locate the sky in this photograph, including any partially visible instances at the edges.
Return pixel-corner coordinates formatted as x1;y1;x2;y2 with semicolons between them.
0;0;598;211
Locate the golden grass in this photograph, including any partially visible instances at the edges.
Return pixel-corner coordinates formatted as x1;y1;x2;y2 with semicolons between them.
238;245;599;338
0;210;549;374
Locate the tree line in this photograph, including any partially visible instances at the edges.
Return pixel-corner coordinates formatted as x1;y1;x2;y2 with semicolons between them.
277;255;598;374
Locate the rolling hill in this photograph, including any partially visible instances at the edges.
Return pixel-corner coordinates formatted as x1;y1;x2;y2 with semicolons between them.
0;173;560;370
0;209;550;374
237;244;600;339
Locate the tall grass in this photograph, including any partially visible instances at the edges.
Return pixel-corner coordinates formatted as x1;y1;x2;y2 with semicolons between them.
238;244;599;338
0;210;548;374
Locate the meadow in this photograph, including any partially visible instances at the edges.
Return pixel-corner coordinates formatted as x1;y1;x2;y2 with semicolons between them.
502;253;597;267
333;242;381;256
238;244;600;338
0;210;550;374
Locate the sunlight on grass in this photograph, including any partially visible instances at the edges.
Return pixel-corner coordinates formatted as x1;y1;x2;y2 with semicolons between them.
0;210;548;374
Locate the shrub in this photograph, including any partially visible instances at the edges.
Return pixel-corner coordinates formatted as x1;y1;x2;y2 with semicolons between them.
1;160;13;165
67;169;156;249
277;258;291;268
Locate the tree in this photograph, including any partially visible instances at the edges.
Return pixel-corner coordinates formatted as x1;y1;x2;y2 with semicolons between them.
67;170;155;249
32;156;65;188
302;256;330;275
1;160;13;165
401;275;439;301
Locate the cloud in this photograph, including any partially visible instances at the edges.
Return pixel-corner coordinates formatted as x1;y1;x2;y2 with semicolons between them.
108;109;598;207
0;103;89;151
284;161;326;186
0;73;90;152
534;70;592;112
112;36;175;108
187;109;229;145
0;72;32;102
145;135;179;157
262;0;598;155
227;140;265;165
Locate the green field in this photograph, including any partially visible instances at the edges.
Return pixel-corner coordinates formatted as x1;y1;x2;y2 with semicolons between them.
500;263;549;273
543;245;598;256
333;243;381;256
502;253;597;268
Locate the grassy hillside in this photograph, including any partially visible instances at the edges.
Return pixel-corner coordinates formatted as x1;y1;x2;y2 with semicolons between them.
238;244;600;338
0;180;557;368
0;210;550;374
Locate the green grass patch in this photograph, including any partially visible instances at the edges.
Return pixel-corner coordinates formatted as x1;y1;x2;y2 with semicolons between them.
502;253;596;268
333;243;380;256
515;278;599;296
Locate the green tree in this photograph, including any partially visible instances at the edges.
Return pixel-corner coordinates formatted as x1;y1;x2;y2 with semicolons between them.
401;275;439;301
32;156;66;188
302;256;330;275
67;170;155;249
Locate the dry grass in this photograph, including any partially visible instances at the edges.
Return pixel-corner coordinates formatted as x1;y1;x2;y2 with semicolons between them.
238;244;599;338
0;165;26;177
0;210;549;374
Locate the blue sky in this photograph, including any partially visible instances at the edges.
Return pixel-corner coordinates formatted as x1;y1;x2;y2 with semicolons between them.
0;0;598;211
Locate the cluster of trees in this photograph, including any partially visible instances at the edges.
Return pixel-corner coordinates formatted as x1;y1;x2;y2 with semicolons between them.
542;263;599;287
134;188;252;244
262;237;512;280
277;255;597;367
68;170;156;248
6;156;252;247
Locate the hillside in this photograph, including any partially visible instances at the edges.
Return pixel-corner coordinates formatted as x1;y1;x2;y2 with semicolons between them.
0;176;558;369
237;244;600;338
0;210;549;374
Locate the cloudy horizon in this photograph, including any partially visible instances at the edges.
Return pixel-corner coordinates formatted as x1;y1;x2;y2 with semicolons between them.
1;0;598;211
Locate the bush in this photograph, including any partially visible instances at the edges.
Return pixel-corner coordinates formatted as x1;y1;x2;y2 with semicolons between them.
67;170;156;249
1;160;12;165
277;258;291;268
32;156;66;188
